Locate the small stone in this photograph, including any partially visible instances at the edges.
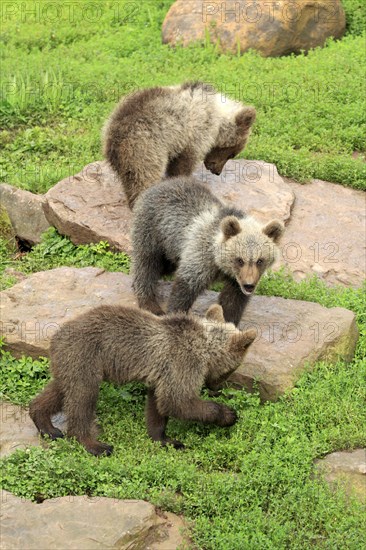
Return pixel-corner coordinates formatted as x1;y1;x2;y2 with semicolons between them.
162;0;346;57
0;402;66;458
315;449;366;503
0;268;358;400
0;184;50;245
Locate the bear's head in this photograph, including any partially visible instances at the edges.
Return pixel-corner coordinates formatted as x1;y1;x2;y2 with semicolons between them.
202;304;257;390
204;105;256;176
214;216;284;296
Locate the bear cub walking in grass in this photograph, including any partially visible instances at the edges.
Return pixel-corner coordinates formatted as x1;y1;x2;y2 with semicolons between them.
132;177;284;325
29;304;256;456
103;81;256;208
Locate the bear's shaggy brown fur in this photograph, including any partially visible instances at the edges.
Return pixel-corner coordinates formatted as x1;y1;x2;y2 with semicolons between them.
132;176;284;325
29;304;255;456
102;81;256;208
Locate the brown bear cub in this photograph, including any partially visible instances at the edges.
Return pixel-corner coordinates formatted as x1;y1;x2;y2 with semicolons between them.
102;81;256;208
132;176;284;326
29;304;256;456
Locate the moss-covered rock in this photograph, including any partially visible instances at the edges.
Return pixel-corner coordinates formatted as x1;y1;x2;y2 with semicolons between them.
0;204;16;252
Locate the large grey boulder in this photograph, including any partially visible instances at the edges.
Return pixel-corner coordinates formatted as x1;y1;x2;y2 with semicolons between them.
0;184;50;245
162;0;346;57
0;268;358;400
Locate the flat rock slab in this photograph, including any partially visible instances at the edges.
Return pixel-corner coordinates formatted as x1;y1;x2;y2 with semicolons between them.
43;160;294;254
281;179;366;287
0;268;358;400
193;160;294;223
315;449;366;503
1;402;42;457
0;489;185;549
0;184;50;245
43;159;365;287
0;402;66;458
43;162;132;253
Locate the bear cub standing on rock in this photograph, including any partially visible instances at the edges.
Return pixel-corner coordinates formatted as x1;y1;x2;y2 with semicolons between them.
29;304;256;456
132;177;284;325
103;81;256;208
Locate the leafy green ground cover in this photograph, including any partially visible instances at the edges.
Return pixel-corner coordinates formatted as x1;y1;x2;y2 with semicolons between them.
1;2;366;547
1;1;365;192
1;230;366;549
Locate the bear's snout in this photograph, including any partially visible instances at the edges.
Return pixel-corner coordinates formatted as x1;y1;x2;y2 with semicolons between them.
237;264;260;295
204;160;223;175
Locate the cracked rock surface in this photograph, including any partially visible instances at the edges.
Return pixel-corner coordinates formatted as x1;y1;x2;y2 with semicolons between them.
43;160;295;254
0;268;358;400
41;160;365;287
0;488;185;550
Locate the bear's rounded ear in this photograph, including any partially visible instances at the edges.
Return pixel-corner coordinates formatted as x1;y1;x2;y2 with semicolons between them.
228;329;256;355
235;106;256;131
262;220;284;243
220;216;241;240
205;304;225;323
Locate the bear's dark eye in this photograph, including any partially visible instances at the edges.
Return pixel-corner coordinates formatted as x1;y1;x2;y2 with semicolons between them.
236;258;244;267
228;153;235;160
257;259;263;266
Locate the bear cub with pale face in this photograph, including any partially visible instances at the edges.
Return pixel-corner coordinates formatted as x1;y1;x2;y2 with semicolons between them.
103;81;256;208
29;304;256;456
132;177;284;326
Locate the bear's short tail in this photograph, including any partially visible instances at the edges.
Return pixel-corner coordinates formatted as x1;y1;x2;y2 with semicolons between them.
102;117;123;180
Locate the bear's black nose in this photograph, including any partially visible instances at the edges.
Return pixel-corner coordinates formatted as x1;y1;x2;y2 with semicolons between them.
243;284;255;293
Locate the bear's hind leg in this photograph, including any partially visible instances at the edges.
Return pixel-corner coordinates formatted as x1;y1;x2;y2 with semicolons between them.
132;252;166;316
65;380;113;456
29;380;64;440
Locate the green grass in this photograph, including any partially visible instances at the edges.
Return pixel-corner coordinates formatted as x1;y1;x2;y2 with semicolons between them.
1;230;366;549
1;2;366;547
0;0;365;192
0;227;130;290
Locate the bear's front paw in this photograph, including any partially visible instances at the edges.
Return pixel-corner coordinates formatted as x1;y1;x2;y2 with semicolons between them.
40;427;64;440
217;405;237;427
162;437;185;450
85;440;114;457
